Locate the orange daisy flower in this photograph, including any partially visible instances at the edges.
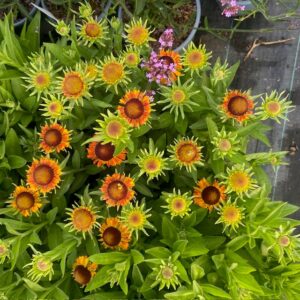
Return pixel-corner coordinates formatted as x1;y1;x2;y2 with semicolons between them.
118;90;151;127
221;90;254;123
72;256;97;286
39;123;71;153
27;158;61;194
87;141;126;167
193;178;226;212
100;173;135;208
159;49;182;84
10;186;42;217
99;217;131;250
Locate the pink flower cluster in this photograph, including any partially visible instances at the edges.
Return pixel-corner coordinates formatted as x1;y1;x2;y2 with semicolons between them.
141;51;176;85
221;0;245;17
158;28;174;49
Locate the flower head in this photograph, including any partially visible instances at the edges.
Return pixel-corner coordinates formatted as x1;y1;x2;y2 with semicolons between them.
223;164;257;197
118;90;152;127
120;201;153;237
26;157;61;194
99;217;131;250
221;90;254;123
78;2;93;19
152;259;181;290
23;51;57;99
95;111;131;146
52;20;70;36
78;18;108;47
125;18;153;46
162;189;192;219
211;127;239;159
168;137;203;172
142;49;182;85
65;200;99;238
0;240;10;264
10;186;42;217
216;201;245;232
39;123;71;153
194;178;226;212
159;79;199;120
40;95;69;120
99;55;130;93
183;43;212;74
256;91;294;123
122;46;141;68
26;253;54;282
221;0;245;17
87;141;126;167
137;140;169;182
100;173;135;208
58;66;91;103
72;256;97;286
159;28;174;49
83;60;100;80
211;59;231;86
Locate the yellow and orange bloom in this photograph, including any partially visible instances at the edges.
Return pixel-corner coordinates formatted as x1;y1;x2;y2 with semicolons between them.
159;49;182;83
221;90;254;123
99;55;130;93
59;67;91;103
72;256;98;287
84;60;100;80
78;18;108;47
27;158;61;194
87;141;126;167
194;178;226;212
256;90;294;124
23;52;58;99
162;189;192;219
183;43;212;74
118;90;152;127
99;217;131;250
65;200;99;238
100;173;135;208
125;18;153;46
223;164;257;197
40;95;68;120
216;201;245;232
169;137;203;172
10;186;42;217
39;123;71;153
122;46;141;68
72;256;97;287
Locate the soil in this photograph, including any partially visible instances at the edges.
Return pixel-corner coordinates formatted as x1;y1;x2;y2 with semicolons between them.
43;0;107;22
0;0;33;22
123;0;196;50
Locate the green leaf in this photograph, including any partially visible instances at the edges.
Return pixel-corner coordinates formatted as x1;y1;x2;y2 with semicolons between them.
119;258;131;295
232;272;264;294
164;289;195;300
82;292;127;300
0;140;5;159
162;216;178;243
23;278;46;292
89;252;129;265
5;129;22;156
7;155;27;169
206;117;218;139
135;182;153;197
182;238;209;258
132;264;144;286
131;249;144;265
202;284;231;299
85;265;111;292
146;247;172;258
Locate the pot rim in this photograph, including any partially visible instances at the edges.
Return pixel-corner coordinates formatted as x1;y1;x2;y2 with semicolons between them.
14;0;41;27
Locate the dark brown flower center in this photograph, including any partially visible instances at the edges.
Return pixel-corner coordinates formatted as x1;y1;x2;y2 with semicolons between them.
33;164;54;186
73;265;92;285
107;180;128;201
95;142;115;161
228;96;248;116
159;55;174;65
124;98;144;119
44;129;62;147
16;192;34;210
85;23;100;37
202;186;221;205
103;226;122;246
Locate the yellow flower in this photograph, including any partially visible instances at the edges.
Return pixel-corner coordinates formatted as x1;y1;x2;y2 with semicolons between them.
125;18;153;46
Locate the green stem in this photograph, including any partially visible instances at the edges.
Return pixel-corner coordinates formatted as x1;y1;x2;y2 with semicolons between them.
117;0;133;18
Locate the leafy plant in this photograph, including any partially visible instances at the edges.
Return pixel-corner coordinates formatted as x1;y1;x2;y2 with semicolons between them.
0;3;299;299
